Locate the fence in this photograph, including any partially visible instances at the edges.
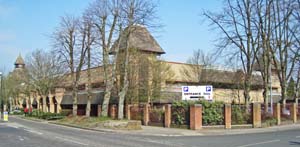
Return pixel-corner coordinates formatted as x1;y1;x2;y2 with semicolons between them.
130;104;144;121
298;104;300;121
148;106;164;126
122;102;299;130
281;104;293;122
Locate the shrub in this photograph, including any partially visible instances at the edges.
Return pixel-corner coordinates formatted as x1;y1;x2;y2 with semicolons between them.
149;108;164;123
231;105;251;125
196;101;224;125
262;112;277;127
27;110;65;120
172;101;193;125
172;100;224;126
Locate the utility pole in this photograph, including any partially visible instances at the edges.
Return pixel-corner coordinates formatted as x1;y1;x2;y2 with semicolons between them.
269;58;273;114
0;72;2;119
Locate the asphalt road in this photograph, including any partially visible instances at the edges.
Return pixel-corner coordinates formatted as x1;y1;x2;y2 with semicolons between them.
1;117;300;147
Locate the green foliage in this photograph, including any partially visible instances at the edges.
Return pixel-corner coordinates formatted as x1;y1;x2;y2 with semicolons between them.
60;109;72;116
172;100;224;126
27;110;65;120
262;113;277;127
172;101;193;125
196;101;224;125
231;105;251;125
11;109;24;115
287;78;295;98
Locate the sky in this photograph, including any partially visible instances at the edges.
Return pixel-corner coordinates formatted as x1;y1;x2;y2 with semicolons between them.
0;0;222;73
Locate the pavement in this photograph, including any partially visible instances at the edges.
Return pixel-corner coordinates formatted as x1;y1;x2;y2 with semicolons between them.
13;115;300;137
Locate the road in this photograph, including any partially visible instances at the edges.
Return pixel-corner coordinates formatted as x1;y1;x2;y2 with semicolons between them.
1;117;300;147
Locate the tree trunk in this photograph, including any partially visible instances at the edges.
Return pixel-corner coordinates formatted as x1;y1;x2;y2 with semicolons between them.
85;94;91;117
244;75;251;112
281;84;287;110
102;83;113;117
263;87;268;113
72;88;78;116
43;97;47;112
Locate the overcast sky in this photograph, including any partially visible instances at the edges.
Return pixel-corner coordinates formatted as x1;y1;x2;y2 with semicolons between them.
0;0;222;73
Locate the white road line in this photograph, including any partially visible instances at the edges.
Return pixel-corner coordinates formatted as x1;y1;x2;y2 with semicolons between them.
236;139;280;147
18;136;24;141
24;129;43;135
296;136;300;138
55;137;89;146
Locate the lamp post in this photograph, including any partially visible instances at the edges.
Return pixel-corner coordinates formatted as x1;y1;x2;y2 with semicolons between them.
0;72;2;119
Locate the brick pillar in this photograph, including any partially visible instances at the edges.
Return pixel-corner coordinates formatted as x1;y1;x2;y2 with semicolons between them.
291;103;297;123
190;104;202;130
273;103;281;125
97;105;102;117
126;105;131;120
252;103;261;128
164;104;171;128
109;105;117;119
224;104;231;129
143;104;149;125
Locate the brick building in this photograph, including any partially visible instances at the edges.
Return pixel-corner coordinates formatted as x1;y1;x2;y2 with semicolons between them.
12;25;281;115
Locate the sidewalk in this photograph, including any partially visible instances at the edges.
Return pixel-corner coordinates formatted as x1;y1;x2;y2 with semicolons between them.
106;124;300;137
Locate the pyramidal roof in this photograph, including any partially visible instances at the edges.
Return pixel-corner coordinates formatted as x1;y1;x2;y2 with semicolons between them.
111;25;165;54
15;54;25;65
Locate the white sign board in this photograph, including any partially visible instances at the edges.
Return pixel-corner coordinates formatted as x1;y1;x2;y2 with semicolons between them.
182;85;213;101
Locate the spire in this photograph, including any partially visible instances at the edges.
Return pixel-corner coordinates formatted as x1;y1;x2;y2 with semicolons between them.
15;54;25;69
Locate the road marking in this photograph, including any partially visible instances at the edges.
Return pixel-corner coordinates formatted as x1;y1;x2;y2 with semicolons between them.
24;129;43;135
236;139;280;147
18;136;24;141
55;137;89;146
296;136;300;138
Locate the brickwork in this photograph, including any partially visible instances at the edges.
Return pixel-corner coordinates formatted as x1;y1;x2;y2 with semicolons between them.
224;104;231;129
252;103;261;128
291;103;297;123
109;105;117;119
143;104;149;125
126;105;131;120
190;104;202;130
164;104;171;128
274;103;281;125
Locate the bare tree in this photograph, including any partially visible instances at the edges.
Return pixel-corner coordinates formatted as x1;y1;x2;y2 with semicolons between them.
25;49;65;112
87;0;158;118
182;49;215;84
53;15;89;116
87;0;121;117
116;0;159;119
79;13;97;117
268;0;300;107
204;0;261;107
